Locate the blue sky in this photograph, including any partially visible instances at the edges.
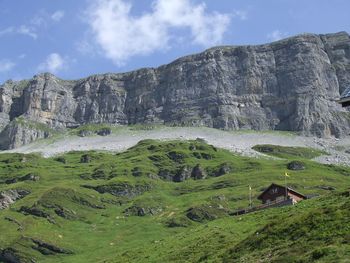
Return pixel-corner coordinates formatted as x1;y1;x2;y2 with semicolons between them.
0;0;349;83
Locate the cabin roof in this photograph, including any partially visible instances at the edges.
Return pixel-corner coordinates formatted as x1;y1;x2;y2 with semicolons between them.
257;183;307;200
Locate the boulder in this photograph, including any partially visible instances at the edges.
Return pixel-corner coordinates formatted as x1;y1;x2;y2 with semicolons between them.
80;154;91;163
287;161;306;170
19;206;52;220
54;206;78;220
20;173;40;182
0;247;34;263
173;166;192;182
78;130;94;137
191;164;207;180
55;156;66;164
216;163;232;176
124;205;162;217
158;169;174;181
167;151;187;163
31;238;73;255
96;127;112;136
5;173;40;184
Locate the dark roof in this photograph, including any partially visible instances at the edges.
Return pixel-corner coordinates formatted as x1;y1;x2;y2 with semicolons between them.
257;183;307;200
339;87;350;102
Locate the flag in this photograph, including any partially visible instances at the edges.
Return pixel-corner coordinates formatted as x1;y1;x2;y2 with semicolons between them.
285;172;290;177
249;185;251;191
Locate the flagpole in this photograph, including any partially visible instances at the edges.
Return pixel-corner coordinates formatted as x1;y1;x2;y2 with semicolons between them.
285;173;287;200
249;185;252;208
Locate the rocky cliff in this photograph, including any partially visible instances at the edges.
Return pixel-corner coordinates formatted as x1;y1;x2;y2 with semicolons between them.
1;32;350;149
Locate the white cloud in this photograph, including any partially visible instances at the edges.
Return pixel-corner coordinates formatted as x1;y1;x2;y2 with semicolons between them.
0;10;65;40
38;53;66;74
0;25;37;39
267;30;288;41
0;27;14;36
17;25;37;39
232;10;248;20
0;60;15;73
51;10;65;22
31;14;46;27
86;0;231;65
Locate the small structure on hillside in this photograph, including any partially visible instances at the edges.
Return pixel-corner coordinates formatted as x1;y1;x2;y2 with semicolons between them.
338;86;350;107
257;183;307;205
231;183;307;216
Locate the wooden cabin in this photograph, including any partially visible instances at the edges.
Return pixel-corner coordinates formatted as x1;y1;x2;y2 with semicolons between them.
257;183;306;205
338;87;350;107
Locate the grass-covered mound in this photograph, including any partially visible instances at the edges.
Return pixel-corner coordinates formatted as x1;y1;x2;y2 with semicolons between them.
252;144;327;159
0;139;349;262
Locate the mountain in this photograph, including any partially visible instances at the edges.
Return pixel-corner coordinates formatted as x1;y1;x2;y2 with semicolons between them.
1;31;350;149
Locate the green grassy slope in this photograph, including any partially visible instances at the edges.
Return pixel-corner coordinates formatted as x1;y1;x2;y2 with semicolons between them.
223;192;350;263
252;144;327;159
0;140;349;262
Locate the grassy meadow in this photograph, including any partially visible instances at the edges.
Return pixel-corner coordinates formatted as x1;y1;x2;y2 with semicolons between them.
0;139;349;262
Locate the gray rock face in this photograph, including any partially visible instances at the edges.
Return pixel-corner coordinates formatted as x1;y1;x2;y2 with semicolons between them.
1;32;350;149
0;189;30;210
124;205;163;217
0;119;50;150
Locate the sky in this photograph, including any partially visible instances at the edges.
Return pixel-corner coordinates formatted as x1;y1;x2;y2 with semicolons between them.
0;0;349;83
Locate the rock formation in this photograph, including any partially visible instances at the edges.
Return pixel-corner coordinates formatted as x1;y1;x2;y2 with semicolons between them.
0;32;350;149
0;189;30;210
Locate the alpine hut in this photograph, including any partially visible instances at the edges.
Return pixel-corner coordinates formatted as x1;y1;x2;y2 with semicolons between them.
257;183;307;205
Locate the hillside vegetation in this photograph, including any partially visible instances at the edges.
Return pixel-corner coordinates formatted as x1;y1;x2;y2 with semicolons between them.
252;144;327;159
0;139;349;262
